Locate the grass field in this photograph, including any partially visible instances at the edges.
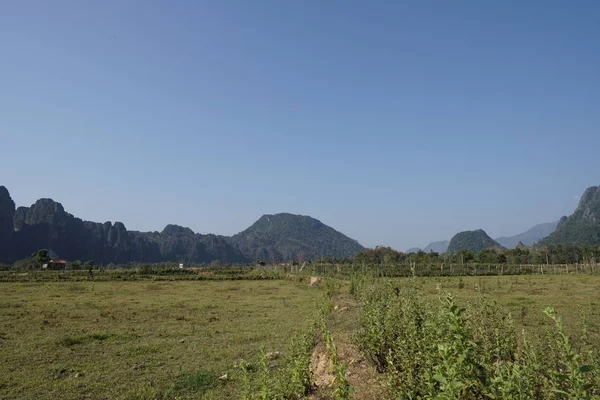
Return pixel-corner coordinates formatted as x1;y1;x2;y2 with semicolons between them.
407;274;600;337
1;274;599;399
0;279;321;400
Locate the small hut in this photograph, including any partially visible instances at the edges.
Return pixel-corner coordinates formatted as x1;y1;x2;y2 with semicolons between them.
45;260;68;270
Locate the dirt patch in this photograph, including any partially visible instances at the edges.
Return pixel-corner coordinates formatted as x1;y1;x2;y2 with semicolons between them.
307;341;334;399
308;335;385;400
309;276;322;286
327;293;387;400
310;341;334;388
335;333;386;400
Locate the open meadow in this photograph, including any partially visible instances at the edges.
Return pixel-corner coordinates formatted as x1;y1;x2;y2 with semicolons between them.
1;273;599;399
402;274;600;338
0;279;321;400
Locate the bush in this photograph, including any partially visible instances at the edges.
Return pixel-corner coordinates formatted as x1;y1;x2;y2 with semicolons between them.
352;277;599;399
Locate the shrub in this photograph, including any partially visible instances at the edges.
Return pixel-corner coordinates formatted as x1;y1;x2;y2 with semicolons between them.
352;277;600;399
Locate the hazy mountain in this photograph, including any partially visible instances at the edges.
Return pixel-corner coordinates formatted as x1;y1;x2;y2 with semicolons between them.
0;186;363;264
539;185;600;246
406;247;421;253
423;240;449;253
230;213;364;262
422;220;559;253
515;241;530;250
447;229;502;253
494;221;559;249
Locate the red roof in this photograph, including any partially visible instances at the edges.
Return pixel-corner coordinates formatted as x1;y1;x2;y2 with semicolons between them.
50;260;68;264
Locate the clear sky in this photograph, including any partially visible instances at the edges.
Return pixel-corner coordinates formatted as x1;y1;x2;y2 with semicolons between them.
1;1;599;250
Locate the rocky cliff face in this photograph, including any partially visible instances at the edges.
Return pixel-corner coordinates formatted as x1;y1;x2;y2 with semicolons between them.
0;186;363;264
0;186;16;263
1;186;247;264
11;198;134;263
130;225;247;264
540;185;600;246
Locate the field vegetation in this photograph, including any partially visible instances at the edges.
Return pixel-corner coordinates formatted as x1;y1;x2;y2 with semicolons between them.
1;267;599;399
350;274;600;399
0;279;320;399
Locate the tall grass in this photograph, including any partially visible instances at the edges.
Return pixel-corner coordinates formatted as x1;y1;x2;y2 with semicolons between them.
352;277;599;399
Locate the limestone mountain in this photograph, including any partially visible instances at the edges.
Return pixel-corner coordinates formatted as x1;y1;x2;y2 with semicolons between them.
12;197;133;264
128;226;246;264
539;185;600;246
0;186;248;264
0;186;16;261
230;213;364;262
0;186;364;264
494;221;559;249
447;229;502;253
423;240;449;253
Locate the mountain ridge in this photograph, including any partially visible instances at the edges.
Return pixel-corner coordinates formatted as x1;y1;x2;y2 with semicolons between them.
494;221;559;249
420;220;559;254
0;186;364;264
230;212;364;261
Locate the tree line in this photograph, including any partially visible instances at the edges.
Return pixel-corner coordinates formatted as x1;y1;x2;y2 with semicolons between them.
343;244;600;266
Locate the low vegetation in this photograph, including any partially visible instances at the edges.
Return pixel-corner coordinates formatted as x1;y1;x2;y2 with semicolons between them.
351;275;600;399
1;269;599;399
0;279;321;399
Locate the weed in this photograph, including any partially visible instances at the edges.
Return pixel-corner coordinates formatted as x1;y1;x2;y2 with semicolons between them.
352;276;600;399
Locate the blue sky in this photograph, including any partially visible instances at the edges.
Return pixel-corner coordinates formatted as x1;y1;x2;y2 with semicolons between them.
1;0;599;250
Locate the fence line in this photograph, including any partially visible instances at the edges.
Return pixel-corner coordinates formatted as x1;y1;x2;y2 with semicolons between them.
288;262;600;277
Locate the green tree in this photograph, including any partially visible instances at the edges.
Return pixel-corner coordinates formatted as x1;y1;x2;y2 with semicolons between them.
31;249;50;268
70;260;83;270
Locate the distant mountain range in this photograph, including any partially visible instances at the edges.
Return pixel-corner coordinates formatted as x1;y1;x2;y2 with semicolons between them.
421;185;600;252
0;186;364;264
423;240;450;253
3;184;599;264
494;221;559;248
420;220;560;253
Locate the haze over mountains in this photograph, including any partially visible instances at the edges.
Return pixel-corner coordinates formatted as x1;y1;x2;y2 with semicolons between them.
423;240;451;253
418;221;560;253
0;186;363;265
416;185;600;253
494;222;559;249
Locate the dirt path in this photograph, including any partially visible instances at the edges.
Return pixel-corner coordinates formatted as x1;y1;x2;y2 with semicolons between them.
308;288;386;400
